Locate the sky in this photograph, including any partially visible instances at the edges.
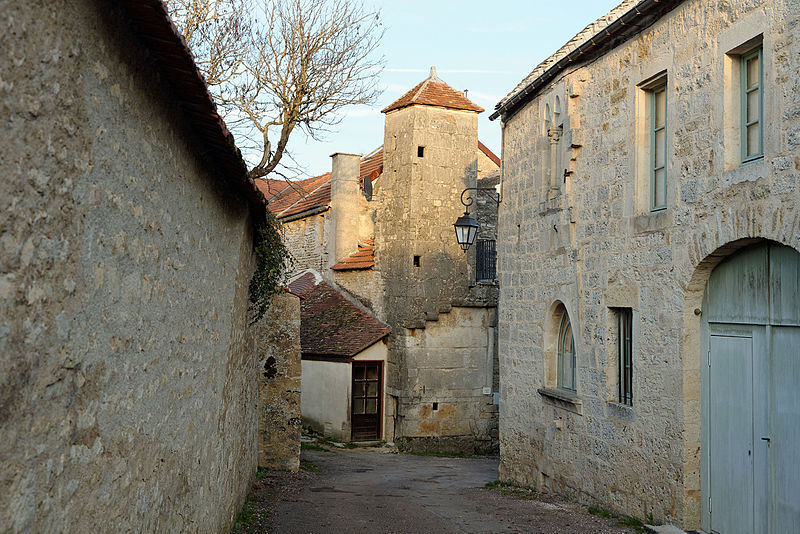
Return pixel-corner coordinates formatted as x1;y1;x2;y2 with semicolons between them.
256;0;622;178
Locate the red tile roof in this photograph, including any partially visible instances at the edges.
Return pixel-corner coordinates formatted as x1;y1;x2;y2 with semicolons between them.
256;148;383;219
382;67;484;114
360;147;383;181
257;173;332;219
331;238;375;271
288;272;390;357
478;141;500;167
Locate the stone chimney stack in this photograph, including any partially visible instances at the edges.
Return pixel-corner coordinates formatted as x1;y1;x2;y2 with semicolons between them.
328;152;361;266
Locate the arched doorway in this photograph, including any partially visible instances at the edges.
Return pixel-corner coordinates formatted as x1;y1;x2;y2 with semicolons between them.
701;242;800;533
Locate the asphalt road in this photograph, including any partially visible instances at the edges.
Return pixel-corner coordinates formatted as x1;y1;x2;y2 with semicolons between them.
260;446;641;534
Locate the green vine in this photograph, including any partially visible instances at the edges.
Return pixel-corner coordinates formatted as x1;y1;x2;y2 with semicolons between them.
249;212;293;324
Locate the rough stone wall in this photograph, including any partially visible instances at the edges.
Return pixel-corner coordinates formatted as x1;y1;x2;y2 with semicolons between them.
281;213;329;274
476;173;500;242
477;149;500;178
395;306;499;454
497;0;800;528
0;1;258;531
334;268;385;320
254;292;301;472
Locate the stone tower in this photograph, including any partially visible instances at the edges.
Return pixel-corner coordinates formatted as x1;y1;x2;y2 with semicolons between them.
376;68;496;451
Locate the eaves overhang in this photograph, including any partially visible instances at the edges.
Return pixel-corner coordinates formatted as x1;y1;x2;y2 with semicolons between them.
490;0;683;122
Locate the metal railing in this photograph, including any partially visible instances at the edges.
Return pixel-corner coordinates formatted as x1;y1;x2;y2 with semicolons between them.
476;239;496;283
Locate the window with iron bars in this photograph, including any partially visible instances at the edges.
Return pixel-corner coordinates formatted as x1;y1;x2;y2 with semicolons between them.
615;307;633;406
475;239;496;283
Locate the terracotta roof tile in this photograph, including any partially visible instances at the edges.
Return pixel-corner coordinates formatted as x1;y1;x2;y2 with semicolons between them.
360;148;383;181
257;173;331;219
331;238;375;271
287;272;390;357
255;149;383;220
382;67;484;114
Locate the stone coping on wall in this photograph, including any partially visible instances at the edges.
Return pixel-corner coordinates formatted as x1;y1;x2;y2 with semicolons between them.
537;388;583;415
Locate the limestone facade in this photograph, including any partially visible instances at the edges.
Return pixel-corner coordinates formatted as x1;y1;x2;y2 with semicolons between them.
493;0;800;528
1;1;265;531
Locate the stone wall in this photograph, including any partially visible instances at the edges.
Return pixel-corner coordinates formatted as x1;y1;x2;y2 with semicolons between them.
254;292;301;471
476;173;500;242
374;103;500;451
497;0;800;528
0;1;259;531
395;306;499;454
282;213;329;274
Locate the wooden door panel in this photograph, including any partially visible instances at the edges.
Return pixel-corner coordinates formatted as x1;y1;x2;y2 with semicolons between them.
709;334;754;534
770;326;800;530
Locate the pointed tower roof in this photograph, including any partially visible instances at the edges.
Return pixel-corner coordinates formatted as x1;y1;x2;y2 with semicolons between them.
381;66;484;114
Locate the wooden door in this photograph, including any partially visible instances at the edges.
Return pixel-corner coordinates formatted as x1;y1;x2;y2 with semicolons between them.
702;242;800;533
351;362;381;441
769;326;800;531
708;332;755;534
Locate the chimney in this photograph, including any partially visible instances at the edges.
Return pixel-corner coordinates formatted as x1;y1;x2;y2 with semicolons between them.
328;153;361;267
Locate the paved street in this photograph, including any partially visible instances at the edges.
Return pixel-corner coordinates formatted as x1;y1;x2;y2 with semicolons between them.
249;445;642;534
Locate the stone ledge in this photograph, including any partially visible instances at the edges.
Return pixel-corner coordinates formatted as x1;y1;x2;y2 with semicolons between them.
606;401;635;421
537;388;583;415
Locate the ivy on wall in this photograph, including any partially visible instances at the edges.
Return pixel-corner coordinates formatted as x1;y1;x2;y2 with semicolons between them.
249;212;293;324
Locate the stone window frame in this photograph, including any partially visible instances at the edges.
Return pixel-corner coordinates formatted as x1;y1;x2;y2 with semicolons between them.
719;10;766;172
637;72;668;213
633;65;670;217
538;300;582;414
726;35;765;166
557;309;576;392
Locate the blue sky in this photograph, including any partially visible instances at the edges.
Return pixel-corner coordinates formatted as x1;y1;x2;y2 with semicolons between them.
267;0;621;178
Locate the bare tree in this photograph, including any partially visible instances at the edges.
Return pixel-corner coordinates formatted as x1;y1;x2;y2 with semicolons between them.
166;0;383;179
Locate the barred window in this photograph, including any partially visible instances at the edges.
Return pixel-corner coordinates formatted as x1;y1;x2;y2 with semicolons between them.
615;307;633;405
475;239;496;282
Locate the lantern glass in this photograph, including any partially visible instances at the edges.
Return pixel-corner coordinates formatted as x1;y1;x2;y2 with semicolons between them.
453;212;480;251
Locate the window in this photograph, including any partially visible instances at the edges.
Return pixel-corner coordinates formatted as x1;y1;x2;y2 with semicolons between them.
417;146;425;157
741;46;763;162
413;255;420;267
544;103;551;135
616;308;633;406
557;311;576;391
649;83;667;211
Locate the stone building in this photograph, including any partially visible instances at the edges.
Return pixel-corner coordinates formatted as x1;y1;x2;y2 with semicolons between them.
0;0;283;531
491;0;800;531
258;68;502;452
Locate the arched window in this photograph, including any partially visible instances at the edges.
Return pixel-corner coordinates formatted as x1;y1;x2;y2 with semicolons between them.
557;311;575;391
554;96;561;126
544;103;551;135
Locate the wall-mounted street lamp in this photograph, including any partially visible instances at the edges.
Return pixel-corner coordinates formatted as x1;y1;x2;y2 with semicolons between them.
453;187;500;252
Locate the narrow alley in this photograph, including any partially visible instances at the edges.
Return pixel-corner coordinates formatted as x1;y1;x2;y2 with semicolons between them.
239;444;644;534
